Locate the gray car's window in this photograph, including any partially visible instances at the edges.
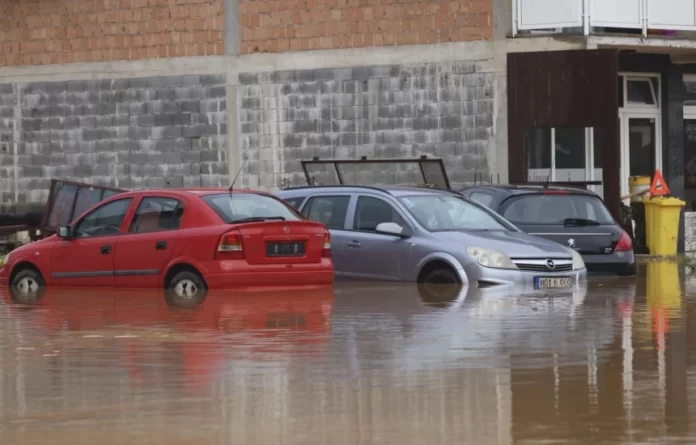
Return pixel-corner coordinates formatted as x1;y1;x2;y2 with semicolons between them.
398;194;513;232
501;194;614;224
304;196;350;229
75;198;133;238
469;192;494;208
283;197;306;210
353;196;407;232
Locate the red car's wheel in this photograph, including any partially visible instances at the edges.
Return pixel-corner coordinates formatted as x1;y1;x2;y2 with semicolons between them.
166;270;207;308
10;268;45;304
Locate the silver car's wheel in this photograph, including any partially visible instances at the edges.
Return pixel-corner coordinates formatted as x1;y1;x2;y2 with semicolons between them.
166;270;207;308
418;266;462;307
10;269;45;304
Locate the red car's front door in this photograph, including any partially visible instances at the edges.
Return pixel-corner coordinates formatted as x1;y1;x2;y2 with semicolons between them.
50;197;135;288
113;196;184;288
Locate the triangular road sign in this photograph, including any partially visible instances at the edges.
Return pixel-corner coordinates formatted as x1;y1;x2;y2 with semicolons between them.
650;169;670;196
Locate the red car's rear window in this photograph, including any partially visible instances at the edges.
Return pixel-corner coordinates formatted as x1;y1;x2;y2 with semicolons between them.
201;193;302;223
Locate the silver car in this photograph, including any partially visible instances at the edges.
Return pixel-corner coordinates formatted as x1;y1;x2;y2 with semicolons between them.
276;186;587;291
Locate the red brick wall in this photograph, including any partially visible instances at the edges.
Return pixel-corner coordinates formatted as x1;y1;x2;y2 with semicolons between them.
0;0;224;67
239;0;492;54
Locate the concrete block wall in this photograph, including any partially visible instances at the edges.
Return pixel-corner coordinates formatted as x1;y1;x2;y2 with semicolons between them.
238;60;494;190
0;73;228;205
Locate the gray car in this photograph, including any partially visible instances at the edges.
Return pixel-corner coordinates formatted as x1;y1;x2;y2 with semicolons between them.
276;185;587;291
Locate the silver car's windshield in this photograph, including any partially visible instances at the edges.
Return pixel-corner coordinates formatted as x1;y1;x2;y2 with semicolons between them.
398;194;515;232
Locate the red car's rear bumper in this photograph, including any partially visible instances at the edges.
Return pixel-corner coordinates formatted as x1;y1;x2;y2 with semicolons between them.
201;258;335;289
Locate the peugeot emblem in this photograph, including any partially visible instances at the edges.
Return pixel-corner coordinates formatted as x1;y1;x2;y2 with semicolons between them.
567;238;575;248
283;226;290;234
546;259;555;270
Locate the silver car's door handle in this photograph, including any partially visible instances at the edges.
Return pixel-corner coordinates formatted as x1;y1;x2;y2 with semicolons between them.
346;241;361;248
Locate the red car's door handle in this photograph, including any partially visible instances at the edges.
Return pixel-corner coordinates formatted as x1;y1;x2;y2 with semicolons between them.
100;245;112;254
155;240;167;250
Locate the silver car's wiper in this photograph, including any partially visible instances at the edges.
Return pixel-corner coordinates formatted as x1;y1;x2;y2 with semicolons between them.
231;216;286;223
563;218;600;226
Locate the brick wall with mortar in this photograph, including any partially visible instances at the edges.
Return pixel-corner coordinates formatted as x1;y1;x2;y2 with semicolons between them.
240;0;493;54
0;0;223;67
238;60;493;190
0;74;228;206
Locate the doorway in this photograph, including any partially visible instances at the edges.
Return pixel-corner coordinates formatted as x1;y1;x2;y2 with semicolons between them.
618;74;662;203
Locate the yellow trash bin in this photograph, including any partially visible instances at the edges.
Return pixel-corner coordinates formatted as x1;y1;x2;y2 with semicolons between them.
645;197;686;256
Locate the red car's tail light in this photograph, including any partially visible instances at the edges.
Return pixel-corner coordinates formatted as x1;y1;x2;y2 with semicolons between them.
216;230;244;259
322;232;331;258
614;231;633;252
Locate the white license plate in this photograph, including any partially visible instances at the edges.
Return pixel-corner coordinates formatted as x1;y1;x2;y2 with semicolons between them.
534;277;573;289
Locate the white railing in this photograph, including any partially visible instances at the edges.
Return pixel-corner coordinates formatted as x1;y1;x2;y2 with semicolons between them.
513;0;696;36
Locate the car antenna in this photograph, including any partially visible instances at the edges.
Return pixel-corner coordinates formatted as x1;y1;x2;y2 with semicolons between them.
228;159;247;197
543;169;551;189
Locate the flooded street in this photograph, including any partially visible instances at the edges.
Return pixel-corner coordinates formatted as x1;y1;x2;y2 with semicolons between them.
0;261;693;444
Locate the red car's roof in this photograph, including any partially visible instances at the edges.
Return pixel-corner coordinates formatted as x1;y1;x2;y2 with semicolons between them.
124;188;268;197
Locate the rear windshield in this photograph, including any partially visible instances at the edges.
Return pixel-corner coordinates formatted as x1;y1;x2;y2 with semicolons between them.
201;193;302;223
501;194;614;225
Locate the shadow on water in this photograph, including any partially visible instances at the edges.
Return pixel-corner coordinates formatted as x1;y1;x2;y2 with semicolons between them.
0;261;693;444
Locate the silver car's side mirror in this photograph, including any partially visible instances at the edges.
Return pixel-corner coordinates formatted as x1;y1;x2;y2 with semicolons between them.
375;222;409;237
58;226;72;240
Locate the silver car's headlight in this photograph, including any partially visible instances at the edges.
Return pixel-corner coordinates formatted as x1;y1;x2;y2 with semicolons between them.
571;249;585;270
466;247;518;270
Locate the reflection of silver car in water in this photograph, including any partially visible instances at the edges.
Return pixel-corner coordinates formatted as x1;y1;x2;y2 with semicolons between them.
277;186;587;291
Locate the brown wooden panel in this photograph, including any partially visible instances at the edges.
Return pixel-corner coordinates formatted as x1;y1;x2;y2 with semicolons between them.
507;49;621;219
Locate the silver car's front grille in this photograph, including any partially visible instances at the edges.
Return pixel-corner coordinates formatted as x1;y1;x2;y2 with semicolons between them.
512;259;573;273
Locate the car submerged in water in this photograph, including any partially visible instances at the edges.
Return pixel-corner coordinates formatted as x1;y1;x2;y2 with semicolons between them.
276;184;587;291
460;185;636;276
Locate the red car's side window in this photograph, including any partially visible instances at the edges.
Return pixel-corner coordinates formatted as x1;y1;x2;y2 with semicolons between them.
129;197;184;234
74;198;134;239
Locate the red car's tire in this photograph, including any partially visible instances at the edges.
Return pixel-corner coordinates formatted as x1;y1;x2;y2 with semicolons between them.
166;270;207;308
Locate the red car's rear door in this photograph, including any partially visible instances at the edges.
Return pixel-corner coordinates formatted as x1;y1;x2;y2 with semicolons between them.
113;196;184;289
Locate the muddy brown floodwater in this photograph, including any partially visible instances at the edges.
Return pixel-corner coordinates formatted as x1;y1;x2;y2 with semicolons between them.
0;261;694;444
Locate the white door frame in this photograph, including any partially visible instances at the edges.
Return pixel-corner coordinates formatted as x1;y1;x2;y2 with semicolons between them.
619;109;662;203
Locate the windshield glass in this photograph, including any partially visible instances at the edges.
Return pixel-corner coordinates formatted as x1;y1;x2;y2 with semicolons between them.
398;194;515;232
501;194;614;225
202;193;302;223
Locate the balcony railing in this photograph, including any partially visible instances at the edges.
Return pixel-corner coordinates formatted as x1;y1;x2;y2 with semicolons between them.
513;0;696;36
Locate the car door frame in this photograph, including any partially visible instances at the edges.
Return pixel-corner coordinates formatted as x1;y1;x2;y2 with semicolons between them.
113;193;187;288
297;192;355;278
49;196;137;287
341;192;416;281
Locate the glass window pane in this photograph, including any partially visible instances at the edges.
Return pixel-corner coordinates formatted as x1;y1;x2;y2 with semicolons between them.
304;196;350;229
527;128;551;182
684;119;696;210
628;118;656;177
627;80;655;104
554;127;586;181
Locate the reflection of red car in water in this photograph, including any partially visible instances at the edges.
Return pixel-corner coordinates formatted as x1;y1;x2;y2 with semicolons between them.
1;287;334;393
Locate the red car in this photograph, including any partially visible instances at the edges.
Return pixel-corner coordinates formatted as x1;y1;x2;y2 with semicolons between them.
0;188;334;302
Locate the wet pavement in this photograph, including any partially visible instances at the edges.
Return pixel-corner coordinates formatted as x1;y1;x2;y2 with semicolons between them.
0;261;694;444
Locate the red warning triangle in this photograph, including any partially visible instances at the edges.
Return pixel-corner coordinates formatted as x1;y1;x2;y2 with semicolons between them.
650;169;670;196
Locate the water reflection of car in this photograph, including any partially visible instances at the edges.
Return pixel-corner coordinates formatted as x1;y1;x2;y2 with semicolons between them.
277;186;587;291
0;189;334;303
331;280;606;372
460;185;636;276
1;286;334;369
